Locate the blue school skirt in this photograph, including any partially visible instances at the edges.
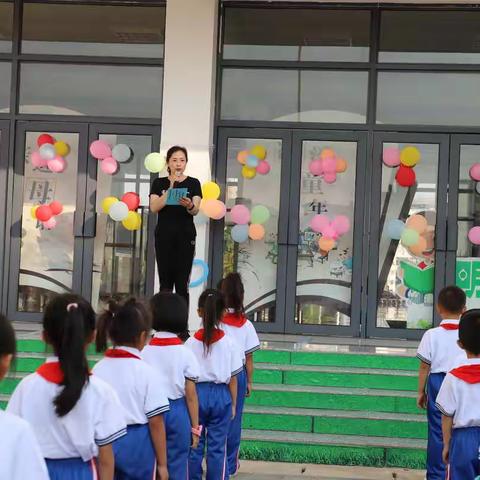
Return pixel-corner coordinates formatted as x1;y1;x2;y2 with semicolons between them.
46;458;98;480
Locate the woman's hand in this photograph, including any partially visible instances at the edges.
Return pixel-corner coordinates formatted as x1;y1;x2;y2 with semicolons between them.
179;197;194;210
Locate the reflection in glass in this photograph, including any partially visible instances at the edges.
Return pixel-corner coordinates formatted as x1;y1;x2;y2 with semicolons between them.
92;134;152;312
377;143;438;330
0;1;13;53
18;132;79;312
296;141;356;326
223;138;282;323
0;62;11;113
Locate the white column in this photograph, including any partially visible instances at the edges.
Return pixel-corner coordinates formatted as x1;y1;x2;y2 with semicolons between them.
159;0;219;330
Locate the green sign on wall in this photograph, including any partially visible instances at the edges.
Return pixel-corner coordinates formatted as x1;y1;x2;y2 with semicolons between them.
456;258;480;299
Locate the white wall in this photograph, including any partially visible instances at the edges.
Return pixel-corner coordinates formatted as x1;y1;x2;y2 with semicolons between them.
159;0;219;330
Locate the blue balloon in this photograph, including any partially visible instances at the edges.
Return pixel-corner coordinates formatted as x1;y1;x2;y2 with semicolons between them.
231;224;249;243
386;219;405;240
246;154;259;168
189;259;209;288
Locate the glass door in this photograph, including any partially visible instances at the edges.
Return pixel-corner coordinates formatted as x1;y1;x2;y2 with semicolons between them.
366;133;450;339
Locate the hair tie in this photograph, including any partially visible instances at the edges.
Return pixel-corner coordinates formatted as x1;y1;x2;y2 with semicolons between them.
66;303;78;312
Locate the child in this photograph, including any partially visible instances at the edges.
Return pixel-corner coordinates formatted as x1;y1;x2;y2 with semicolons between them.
436;309;480;479
416;286;466;480
219;273;260;477
142;292;201;479
185;289;243;480
0;314;49;480
7;294;127;480
93;298;169;480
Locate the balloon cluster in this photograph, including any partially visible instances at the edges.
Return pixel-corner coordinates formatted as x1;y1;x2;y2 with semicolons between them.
144;153;166;174
200;181;227;220
383;146;421;188
308;148;347;184
102;192;142;231
386;214;432;257
230;204;270;243
90;140;133;175
237;145;271;180
31;200;63;230
310;214;351;253
468;163;480;195
31;134;70;173
468;226;480;245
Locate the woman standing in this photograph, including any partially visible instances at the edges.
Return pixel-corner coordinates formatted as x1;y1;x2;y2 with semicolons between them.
150;146;202;335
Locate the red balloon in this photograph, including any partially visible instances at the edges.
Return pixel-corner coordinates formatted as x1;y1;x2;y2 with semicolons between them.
35;205;53;222
37;134;55;147
49;200;63;216
395;165;416;187
121;192;140;211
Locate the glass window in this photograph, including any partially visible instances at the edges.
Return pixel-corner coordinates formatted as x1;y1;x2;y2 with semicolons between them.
221;69;368;123
380;11;480;64
19;63;163;118
0;1;13;53
377;72;480;126
0;62;11;112
22;3;165;57
224;8;370;62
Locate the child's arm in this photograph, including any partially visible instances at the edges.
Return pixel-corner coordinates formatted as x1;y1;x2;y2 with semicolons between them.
185;379;200;448
441;414;453;464
97;444;114;480
228;375;238;419
148;415;169;480
417;361;431;409
245;353;254;397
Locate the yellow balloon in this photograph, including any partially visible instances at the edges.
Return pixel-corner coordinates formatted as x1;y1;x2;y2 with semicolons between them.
122;211;142;231
400;146;421;167
202;181;221;200
54;141;70;157
242;165;256;179
101;196;119;214
30;205;38;219
250;145;266;161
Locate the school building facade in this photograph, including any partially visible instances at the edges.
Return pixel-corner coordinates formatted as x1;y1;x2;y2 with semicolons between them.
1;0;480;340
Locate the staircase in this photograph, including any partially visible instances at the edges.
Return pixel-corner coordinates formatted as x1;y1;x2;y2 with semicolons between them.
1;337;426;470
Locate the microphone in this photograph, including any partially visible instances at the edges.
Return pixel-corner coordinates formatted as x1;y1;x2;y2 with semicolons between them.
173;170;181;188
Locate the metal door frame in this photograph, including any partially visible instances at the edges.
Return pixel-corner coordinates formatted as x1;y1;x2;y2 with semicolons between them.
0;120;10;314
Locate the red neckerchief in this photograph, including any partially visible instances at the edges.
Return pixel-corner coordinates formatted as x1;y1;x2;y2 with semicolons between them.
222;312;247;328
450;364;480;384
105;348;141;360
440;324;459;331
36;362;64;384
149;337;183;347
194;328;225;344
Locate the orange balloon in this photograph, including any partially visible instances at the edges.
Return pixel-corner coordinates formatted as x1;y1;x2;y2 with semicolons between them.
406;214;428;234
318;237;336;252
321;148;335;160
237;150;248;165
336;157;347;173
200;199;226;220
409;236;428;257
249;224;265;240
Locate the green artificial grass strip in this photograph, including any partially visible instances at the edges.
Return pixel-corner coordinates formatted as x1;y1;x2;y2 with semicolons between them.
386;447;426;469
12;357;44;373
253;369;283;384
16;339;49;353
0;401;6;410
254;350;291;365
0;377;20;395
243;412;313;433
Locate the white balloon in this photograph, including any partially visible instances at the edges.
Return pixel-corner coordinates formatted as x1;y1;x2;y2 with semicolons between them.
39;143;56;160
109;201;129;221
194;212;209;226
112;144;132;163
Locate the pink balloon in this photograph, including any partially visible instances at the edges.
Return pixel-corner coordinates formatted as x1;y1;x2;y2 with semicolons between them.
383;147;401;167
230;205;251;225
31;151;47;168
322;156;337;174
320;225;339;240
90;140;112;160
256;160;271;175
323;172;337;184
470;164;480;181
309;159;323;176
100;157;118;175
43;217;57;230
332;215;351;236
468;226;480;245
47;156;66;173
310;214;330;234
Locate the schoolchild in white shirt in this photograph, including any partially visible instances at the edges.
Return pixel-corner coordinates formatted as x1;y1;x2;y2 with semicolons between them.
219;273;260;478
93;298;169;480
7;294;127;480
185;289;244;480
436;309;480;479
142;292;201;479
0;314;49;480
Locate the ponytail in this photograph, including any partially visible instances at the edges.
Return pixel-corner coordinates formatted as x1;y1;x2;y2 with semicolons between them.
219;273;244;314
198;289;225;353
95;300;117;352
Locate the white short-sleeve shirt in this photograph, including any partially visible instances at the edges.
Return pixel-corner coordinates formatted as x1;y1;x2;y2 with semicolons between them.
93;346;170;425
436;358;480;429
221;312;260;364
0;410;49;479
185;329;244;384
7;357;127;462
416;319;466;373
142;332;200;400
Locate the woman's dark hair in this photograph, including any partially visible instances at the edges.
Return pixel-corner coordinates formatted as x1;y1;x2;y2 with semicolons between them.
459;309;480;355
96;297;151;352
198;289;225;353
150;292;188;334
0;314;16;357
166;145;188;174
218;273;244;314
43;294;95;417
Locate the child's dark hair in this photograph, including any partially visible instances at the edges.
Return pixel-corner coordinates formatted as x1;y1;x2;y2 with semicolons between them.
0;314;16;357
166;145;188;174
43;294;95;417
438;286;466;314
198;289;225;353
459;309;480;355
150;292;188;334
96;297;151;352
218;273;244;314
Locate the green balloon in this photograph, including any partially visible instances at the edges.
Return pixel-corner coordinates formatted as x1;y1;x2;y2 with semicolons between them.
400;228;419;247
251;205;270;225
